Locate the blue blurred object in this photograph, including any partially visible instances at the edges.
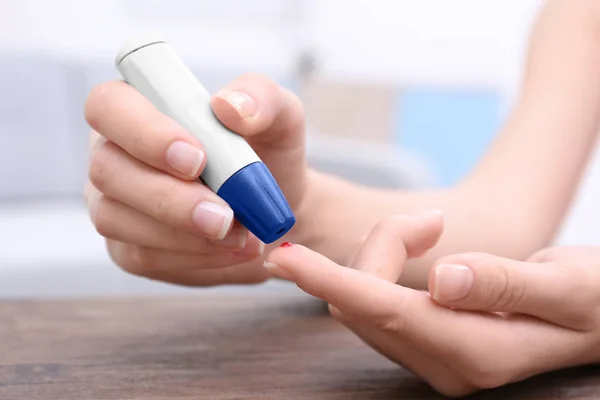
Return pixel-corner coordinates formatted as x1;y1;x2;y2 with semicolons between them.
217;162;295;244
394;87;502;186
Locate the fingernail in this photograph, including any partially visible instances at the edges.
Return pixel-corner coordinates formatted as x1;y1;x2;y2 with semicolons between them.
263;261;294;280
433;264;474;301
263;261;278;270
210;226;247;248
218;90;257;118
233;236;264;258
166;141;204;177
192;201;233;240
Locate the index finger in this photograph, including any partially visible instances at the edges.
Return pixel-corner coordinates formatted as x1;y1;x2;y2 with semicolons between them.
351;211;443;282
264;244;507;359
85;80;206;180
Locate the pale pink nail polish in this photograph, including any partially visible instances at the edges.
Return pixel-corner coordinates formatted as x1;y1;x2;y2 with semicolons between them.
433;264;474;301
166;141;204;177
210;226;247;248
233;237;264;258
218;90;257;118
192;201;233;239
262;260;294;280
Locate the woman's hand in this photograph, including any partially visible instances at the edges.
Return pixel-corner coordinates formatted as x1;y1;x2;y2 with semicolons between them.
83;74;308;286
264;213;600;397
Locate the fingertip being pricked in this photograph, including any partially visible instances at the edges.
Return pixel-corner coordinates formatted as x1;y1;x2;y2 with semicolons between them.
263;260;294;281
262;241;303;280
262;243;346;289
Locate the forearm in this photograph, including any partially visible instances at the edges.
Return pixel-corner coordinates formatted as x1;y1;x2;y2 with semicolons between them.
294;0;600;289
295;171;543;289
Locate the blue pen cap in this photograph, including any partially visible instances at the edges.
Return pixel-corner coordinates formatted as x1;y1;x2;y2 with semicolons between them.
217;162;295;244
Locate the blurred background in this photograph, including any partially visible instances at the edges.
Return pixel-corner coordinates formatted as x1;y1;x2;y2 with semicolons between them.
0;0;598;298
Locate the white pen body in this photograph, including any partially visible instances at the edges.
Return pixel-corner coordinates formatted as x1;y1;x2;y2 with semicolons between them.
114;36;295;243
116;39;260;191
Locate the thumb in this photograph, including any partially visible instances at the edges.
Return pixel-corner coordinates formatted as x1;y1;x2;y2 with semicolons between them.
428;253;592;329
210;73;306;206
351;210;444;283
210;73;305;150
429;253;530;311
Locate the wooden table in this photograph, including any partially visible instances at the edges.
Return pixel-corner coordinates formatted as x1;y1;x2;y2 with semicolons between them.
1;292;600;399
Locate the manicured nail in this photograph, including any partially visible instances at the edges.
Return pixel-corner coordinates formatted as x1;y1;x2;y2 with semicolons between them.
433;264;474;302
263;261;278;270
217;90;257;118
210;226;247;248
192;201;233;239
263;261;294;280
166;141;204;177
233;236;264;258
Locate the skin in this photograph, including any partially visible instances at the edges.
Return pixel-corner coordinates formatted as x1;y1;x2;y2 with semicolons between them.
84;0;600;289
83;0;600;394
264;216;600;397
84;78;306;285
294;0;600;287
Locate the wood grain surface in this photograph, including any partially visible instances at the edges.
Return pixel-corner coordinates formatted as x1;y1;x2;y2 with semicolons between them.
1;292;599;399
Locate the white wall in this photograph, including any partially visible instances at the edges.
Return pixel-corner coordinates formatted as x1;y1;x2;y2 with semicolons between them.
0;0;307;70
306;0;542;91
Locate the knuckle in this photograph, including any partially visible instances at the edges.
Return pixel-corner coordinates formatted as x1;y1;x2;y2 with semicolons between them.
129;123;145;154
88;140;119;191
129;115;158;156
373;215;408;237
91;196;116;239
371;298;407;336
372;315;405;335
166;224;184;246
127;246;152;275
153;179;183;220
111;243;153;277
488;266;526;311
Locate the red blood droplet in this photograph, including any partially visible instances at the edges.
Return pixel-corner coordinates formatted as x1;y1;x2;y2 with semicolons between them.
280;242;293;248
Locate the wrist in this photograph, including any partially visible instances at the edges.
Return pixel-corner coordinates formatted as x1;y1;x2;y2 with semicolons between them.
288;168;328;246
289;169;373;265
